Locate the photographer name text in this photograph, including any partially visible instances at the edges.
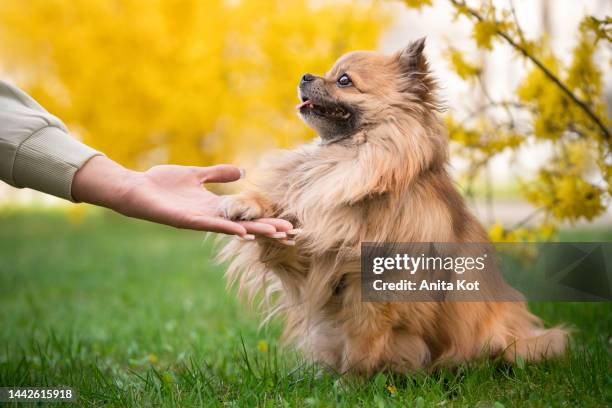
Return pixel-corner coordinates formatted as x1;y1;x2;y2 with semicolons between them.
372;279;480;291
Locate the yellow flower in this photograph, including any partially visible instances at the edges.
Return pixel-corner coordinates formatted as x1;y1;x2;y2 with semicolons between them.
472;20;498;50
257;340;269;353
489;222;506;242
447;48;480;80
147;354;158;364
552;177;604;221
387;385;397;395
404;0;433;10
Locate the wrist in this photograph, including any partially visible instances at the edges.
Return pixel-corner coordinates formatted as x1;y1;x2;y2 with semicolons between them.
72;156;141;210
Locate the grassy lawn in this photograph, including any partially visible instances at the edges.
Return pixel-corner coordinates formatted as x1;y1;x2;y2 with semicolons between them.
0;209;610;407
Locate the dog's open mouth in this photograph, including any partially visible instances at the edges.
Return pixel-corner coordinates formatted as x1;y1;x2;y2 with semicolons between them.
296;98;351;120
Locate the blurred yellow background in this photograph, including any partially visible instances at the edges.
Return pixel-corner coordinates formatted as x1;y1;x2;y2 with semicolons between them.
0;0;384;168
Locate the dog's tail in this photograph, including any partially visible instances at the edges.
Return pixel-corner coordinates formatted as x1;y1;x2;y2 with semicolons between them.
504;326;569;363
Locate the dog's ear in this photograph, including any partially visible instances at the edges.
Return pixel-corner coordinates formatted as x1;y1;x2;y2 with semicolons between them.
397;37;428;75
396;37;438;104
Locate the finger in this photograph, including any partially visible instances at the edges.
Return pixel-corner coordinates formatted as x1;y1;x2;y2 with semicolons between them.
198;164;245;183
183;215;248;236
254;218;294;231
237;221;281;237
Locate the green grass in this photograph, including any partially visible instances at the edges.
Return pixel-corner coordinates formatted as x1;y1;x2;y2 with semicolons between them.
0;209;610;407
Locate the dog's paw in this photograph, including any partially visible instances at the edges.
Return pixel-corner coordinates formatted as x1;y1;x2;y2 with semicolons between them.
219;195;264;221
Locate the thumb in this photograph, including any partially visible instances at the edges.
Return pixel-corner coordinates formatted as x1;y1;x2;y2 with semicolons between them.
198;164;245;183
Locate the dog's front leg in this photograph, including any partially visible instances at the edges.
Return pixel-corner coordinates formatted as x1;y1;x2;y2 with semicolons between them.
219;192;299;249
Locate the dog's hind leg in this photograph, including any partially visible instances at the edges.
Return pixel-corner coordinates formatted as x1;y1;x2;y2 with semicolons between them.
503;326;568;363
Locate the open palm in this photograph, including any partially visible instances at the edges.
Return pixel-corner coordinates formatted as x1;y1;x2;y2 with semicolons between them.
117;164;292;237
72;157;292;238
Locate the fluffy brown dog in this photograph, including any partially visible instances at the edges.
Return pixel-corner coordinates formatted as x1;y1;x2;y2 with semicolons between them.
218;38;567;376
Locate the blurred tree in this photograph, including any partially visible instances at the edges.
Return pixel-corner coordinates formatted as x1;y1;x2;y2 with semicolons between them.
405;0;611;241
0;0;384;167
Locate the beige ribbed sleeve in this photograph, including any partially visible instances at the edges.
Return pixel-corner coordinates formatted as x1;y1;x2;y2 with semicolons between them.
0;80;101;201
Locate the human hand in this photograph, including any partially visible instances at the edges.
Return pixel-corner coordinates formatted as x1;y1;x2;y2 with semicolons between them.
72;156;292;237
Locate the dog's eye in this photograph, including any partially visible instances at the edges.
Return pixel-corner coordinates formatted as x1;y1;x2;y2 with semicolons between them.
337;73;352;87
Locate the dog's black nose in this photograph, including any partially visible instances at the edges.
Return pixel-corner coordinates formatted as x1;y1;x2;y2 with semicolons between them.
301;73;316;83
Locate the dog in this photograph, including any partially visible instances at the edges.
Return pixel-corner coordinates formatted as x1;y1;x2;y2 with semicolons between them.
218;38;567;376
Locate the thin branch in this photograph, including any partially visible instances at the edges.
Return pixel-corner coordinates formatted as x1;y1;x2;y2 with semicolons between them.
484;162;495;225
476;74;516;128
461;155;489;200
449;0;610;141
508;0;526;46
589;16;612;43
461;100;527;126
512;207;544;230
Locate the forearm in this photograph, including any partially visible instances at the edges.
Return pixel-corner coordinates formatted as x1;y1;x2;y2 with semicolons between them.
71;155;137;210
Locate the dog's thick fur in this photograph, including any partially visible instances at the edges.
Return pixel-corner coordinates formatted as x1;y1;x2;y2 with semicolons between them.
218;39;567;376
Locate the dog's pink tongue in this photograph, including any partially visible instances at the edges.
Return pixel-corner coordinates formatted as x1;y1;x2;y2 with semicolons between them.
296;100;312;110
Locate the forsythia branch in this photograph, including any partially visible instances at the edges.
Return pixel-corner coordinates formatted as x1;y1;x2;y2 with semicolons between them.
449;0;610;141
